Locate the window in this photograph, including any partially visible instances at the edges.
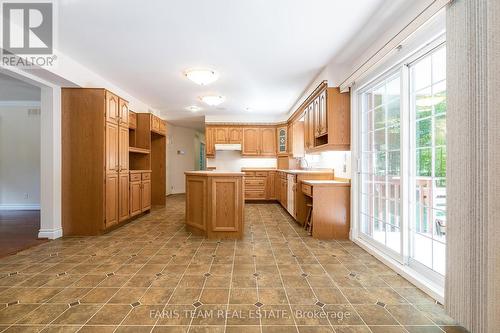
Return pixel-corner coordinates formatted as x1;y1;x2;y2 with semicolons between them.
358;43;447;282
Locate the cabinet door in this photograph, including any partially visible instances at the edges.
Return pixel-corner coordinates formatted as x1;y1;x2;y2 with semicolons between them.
214;128;228;144
106;91;120;124
119;99;129;126
228;128;242;144
280;179;287;207
119;125;129;172
118;173;129;222
159;120;166;135
318;90;327;136
313;96;320;138
307;104;315;148
151;115;160;132
141;180;151;211
277;127;287;155
130;181;142;217
242;128;260;156
260;128;276;156
106;122;119;174
267;172;275;199
206;127;215;157
129;111;137;129
105;173;119;227
275;173;281;202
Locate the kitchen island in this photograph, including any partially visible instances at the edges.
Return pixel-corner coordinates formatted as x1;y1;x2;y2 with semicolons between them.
185;171;245;239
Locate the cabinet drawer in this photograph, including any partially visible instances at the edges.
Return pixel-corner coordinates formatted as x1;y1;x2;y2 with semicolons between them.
130;173;141;182
255;171;268;177
302;184;312;197
244;171;256;177
142;172;151;180
245;179;265;187
245;190;266;199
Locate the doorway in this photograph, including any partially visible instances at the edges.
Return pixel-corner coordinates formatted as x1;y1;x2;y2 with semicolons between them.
0;73;47;256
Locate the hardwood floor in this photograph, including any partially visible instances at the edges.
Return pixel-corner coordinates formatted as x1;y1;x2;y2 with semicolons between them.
0;210;48;258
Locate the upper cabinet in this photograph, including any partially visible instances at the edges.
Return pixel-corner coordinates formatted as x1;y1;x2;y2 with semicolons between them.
242;128;260;156
228;128;242;144
206;127;215;158
277;126;288;155
214;128;228;144
301;83;350;152
119;98;129;125
106;91;120;124
150;114;166;136
260;127;276;156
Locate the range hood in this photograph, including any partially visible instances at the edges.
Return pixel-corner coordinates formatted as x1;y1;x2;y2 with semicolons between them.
215;143;242;151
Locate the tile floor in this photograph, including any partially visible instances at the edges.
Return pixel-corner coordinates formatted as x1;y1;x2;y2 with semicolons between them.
0;195;468;333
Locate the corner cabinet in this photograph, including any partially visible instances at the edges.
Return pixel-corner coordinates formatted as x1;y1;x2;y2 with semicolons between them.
303;84;350;152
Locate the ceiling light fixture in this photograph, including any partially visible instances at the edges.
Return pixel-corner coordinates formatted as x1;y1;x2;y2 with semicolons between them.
245;107;252;112
186;105;202;112
200;95;225;106
184;68;219;85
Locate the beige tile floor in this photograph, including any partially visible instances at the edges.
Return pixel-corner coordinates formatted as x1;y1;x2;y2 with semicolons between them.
0;195;468;333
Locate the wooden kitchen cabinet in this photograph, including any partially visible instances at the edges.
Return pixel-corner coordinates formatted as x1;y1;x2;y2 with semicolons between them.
105;173;119;227
206;127;215;157
105;91;120;124
118;173;129;222
129;179;142;217
215;127;229;144
228;127;242;144
260;127;277;156
242;127;276;156
119;98;129;125
141;179;151;211
300;83;350;152
242;128;260;155
129;171;151;216
129;111;137;129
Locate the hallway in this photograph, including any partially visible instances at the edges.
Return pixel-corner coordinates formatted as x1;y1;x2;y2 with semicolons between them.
0;210;47;258
0;196;465;332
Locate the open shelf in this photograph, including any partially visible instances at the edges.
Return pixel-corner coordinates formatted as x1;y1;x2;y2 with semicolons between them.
129;147;150;154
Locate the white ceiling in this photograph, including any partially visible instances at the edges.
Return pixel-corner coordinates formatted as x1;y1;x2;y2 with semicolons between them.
0;73;41;102
57;0;410;122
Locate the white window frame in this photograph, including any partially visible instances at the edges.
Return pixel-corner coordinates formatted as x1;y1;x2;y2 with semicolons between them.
352;33;446;299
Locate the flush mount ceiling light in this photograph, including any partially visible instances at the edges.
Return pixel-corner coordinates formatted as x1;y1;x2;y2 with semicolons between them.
184;68;219;85
245;107;252;112
186;105;202;112
200;95;225;106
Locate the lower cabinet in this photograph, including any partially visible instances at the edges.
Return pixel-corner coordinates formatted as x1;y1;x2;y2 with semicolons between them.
243;171;275;200
130;171;152;217
105;173;119;228
118;173;129;222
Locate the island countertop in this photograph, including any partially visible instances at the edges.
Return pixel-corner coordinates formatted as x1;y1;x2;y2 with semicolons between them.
185;171;244;239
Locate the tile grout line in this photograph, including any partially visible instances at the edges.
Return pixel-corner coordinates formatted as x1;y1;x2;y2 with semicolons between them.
257;204;300;333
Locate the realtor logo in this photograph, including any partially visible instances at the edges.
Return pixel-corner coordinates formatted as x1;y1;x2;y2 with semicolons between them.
2;2;53;54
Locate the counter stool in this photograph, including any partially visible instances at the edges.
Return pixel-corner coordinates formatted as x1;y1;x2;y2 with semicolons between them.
304;203;313;235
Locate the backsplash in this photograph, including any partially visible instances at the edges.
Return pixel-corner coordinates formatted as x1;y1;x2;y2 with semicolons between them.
303;151;351;179
206;150;277;171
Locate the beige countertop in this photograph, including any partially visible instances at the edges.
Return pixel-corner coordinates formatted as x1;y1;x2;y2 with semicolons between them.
277;169;334;175
302;180;351;187
185;170;245;176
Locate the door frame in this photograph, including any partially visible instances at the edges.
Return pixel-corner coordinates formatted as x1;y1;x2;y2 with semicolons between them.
0;67;63;239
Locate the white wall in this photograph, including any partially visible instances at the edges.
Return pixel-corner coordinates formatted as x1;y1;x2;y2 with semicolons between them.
207;152;277;172
167;124;204;194
0;104;41;209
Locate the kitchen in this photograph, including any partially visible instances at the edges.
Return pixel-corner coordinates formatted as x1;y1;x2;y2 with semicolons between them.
0;0;492;332
184;82;351;240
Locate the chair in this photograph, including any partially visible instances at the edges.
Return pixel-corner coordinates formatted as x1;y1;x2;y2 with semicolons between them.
304;203;313;235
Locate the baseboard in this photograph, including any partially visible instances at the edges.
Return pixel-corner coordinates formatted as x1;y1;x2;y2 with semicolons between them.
0;204;40;210
38;228;63;240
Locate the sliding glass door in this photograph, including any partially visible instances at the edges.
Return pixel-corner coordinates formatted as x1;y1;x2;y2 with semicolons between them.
360;72;402;258
359;43;447;282
409;46;447;277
